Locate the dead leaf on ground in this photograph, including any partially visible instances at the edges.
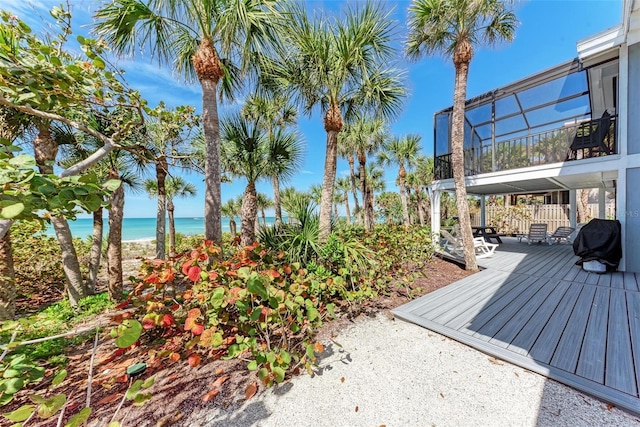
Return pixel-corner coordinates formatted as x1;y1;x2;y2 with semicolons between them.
212;375;230;388
440;392;445;398
157;411;183;427
202;389;220;402
514;372;519;377
340;377;345;383
606;403;615;411
355;406;359;412
245;382;258;400
215;368;224;375
96;393;123;405
488;357;504;366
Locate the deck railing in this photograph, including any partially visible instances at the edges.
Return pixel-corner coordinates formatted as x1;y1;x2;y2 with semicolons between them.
434;115;617;180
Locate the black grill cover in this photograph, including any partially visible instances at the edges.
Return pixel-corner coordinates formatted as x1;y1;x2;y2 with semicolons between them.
573;218;622;271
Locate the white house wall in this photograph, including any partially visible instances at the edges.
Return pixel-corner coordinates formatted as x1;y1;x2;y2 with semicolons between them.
624;41;640;272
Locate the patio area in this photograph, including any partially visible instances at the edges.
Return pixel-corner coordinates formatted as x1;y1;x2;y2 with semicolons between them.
392;237;640;415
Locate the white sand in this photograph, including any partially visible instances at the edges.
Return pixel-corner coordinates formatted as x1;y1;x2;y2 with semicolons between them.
196;314;640;427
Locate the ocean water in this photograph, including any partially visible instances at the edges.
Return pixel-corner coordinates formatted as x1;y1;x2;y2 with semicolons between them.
44;217;277;241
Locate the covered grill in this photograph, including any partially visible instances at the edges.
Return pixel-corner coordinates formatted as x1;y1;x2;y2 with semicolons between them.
573;219;622;272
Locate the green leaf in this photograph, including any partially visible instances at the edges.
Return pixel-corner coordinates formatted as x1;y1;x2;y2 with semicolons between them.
132;392;152;406
0;392;13;405
36;393;66;419
3;404;35;422
141;376;155;389
64;407;91;427
2;378;24;394
9;154;35;168
126;363;146;377
247;360;258;371
92;58;106;69
125;380;143;400
114;320;142;348
272;367;285;383
247;276;268;300
51;369;67;387
108;422;121;427
307;306;319;322
103;179;121;192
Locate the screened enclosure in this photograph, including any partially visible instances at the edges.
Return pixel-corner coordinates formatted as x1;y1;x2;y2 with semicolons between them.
434;58;618;180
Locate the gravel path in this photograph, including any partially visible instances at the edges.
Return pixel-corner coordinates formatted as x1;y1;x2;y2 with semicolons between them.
197;314;640;427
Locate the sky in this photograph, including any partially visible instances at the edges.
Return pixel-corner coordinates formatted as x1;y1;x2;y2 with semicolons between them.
2;0;625;218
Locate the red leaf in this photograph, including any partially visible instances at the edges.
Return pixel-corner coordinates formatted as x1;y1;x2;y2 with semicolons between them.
202;389;219;402
181;259;194;275
208;270;219;280
191;324;204;336
245;382;257;400
115;300;130;310
162;314;174;327
187;308;201;318
169;352;180;362
187;266;202;282
142;317;156;330
269;269;280;278
188;354;201;368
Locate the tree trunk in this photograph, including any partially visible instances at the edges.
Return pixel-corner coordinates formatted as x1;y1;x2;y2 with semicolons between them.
319;129;340;242
451;59;478;271
240;182;258;247
367;185;375;229
347;155;361;224
415;187;425;226
358;153;372;231
87;207;104;294
344;194;352;224
168;198;176;257
35;124;88;304
155;157;168;260
0;231;15;320
261;208;267;226
107;170;125;301
201;79;222;247
399;165;410;228
272;175;283;226
577;189;589;223
230;219;237;238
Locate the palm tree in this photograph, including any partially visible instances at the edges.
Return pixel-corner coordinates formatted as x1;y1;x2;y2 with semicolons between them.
406;0;517;271
340;115;388;231
378;134;422;228
256;192;273;227
337;126;362;224
407;155;434;225
280;187;311;223
242;91;299;226
221;114;301;246
335;177;353;224
221;197;242;238
145;176;197;257
268;1;405;242
94;0;279;247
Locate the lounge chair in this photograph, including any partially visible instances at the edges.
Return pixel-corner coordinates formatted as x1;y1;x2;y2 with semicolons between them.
520;223;548;245
547;226;575;245
440;229;498;259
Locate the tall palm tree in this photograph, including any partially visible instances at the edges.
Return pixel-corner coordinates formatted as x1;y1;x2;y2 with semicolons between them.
280;187;311;223
268;1;406;242
406;0;517;270
335;177;352;224
94;0;279;247
337;126;362;224
378;134;422;228
221;197;242;238
242;91;299;226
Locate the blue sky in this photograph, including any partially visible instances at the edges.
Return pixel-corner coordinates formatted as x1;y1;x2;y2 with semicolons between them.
4;0;624;218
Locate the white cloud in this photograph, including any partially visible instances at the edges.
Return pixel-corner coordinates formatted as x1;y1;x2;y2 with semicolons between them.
300;170;313;175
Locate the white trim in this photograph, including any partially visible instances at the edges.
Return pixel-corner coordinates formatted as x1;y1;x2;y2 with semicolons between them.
577;25;624;60
569;190;577;228
619;44;629;157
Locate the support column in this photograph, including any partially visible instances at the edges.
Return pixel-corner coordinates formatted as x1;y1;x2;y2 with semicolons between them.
569;189;577;228
429;187;441;237
599;188;606;219
480;195;486;227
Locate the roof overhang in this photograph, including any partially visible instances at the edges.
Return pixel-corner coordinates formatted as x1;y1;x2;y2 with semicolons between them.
431;156;621;196
577;25;624;62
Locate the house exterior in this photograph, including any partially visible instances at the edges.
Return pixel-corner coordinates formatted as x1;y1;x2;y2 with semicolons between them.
430;0;640;272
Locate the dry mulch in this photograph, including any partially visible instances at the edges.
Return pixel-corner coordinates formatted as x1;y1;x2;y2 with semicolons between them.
8;257;472;427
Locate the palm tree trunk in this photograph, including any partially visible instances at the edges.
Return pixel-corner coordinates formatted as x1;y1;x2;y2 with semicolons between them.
347;156;361;224
319;129;340;242
155;157;168;260
87;207;103;294
241;182;258;247
201;79;222;247
366;185;375;229
452;58;478;271
0;231;15;320
577;189;589;223
358;153;371;231
230;219;237;238
333;200;339;219
344;194;352;224
168;198;176;257
399;176;410;229
35;124;87;305
107;170;125;301
272;175;283;226
415;187;425;226
261;208;267;226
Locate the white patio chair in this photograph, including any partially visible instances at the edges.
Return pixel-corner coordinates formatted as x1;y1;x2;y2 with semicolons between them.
440;229;498;259
547;226;575;245
520;223;548;245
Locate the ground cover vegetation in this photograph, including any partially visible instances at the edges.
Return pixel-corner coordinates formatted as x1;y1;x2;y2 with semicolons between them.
0;0;519;424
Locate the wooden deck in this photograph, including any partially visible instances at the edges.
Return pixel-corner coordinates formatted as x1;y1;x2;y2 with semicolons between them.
392;237;640;415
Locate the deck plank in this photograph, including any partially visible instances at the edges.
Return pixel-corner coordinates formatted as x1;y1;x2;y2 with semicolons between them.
626;292;640;397
605;289;637;395
550;286;597;373
576;287;610;384
624;272;639;291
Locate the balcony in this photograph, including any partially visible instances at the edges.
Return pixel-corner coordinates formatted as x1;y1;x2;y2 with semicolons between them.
434;114;617;181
